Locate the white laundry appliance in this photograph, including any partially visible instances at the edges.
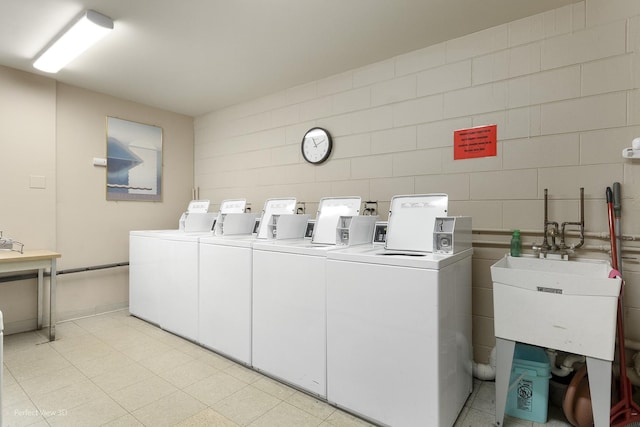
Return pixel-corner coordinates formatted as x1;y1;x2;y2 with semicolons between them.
130;199;214;326
251;196;369;397
198;198;298;365
325;194;473;427
129;199;245;341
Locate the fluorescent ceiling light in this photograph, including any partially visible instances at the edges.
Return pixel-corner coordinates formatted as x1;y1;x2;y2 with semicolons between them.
33;10;113;73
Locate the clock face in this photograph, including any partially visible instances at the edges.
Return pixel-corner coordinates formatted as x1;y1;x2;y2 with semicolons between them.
301;127;332;164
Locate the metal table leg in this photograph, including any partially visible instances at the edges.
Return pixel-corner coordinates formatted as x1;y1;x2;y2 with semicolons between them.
49;258;56;341
37;268;43;330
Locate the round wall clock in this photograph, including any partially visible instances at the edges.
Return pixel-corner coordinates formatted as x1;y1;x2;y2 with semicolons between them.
301;127;332;164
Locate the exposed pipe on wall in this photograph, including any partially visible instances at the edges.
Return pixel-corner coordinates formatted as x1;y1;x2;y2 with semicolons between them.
473;228;640;241
472;240;640;253
0;262;129;283
56;262;129;275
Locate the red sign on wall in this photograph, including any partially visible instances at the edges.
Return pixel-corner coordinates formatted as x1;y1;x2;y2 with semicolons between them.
453;125;497;160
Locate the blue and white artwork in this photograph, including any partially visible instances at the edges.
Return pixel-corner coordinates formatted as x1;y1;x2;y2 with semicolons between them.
106;117;162;201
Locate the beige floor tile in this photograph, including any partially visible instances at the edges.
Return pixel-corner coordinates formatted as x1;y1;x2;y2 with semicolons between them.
53;321;90;338
72;350;135;378
158;358;219;388
2;398;47;427
466;378;481;407
155;330;194;348
454;406;471;426
73;315;126;334
117;339;173;362
457;408;508;427
3;382;31;408
197;349;236;370
286;391;336;420
102;413;144;427
59;341;117;365
175;408;240;427
104;309;131;319
90;361;154;394
4;366;17;386
506;415;534;426
249;401;324;427
131;390;206;426
325;410;377;427
97;325;151;348
18;366;87;397
113;314;150;329
30;379;108;415
4;344;61;369
252;376;297;400
48;333;104;354
172;339;217;358
137;324;175;341
212;385;281;426
2;332;49;357
109;375;178;412
184;371;248;406
5;354;72;384
470;380;496;414
138;347;195;375
46;395;127;427
224;364;263;384
128;318;164;334
537;404;571;426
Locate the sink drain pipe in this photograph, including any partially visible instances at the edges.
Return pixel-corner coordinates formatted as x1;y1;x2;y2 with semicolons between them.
473;346;497;380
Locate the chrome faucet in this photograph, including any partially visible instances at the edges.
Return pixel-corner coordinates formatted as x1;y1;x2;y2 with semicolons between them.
534;188;585;257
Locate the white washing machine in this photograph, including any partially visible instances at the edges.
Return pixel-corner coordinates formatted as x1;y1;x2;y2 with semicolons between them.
130;200;215;327
325;194;473;427
198;198;298;365
199;235;253;363
129;199;245;342
130;229;202;341
251;196;362;397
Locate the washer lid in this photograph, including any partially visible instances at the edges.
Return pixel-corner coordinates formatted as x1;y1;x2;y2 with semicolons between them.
187;199;210;213
311;197;361;245
220;199;247;213
256;197;297;239
385;194;448;253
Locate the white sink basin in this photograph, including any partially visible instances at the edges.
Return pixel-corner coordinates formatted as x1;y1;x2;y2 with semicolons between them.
491;255;621;361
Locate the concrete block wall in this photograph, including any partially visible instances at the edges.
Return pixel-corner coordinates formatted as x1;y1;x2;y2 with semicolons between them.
194;0;640;362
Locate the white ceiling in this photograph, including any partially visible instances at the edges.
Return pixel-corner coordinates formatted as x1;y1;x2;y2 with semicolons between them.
1;0;577;117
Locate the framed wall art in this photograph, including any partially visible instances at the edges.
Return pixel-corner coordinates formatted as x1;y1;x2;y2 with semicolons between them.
106;116;163;201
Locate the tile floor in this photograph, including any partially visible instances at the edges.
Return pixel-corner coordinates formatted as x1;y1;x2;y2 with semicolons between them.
2;310;572;427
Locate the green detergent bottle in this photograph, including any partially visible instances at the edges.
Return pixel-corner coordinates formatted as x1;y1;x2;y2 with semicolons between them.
510;229;521;257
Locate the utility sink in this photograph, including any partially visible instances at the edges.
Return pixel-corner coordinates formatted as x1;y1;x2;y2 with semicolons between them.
491;255;621;361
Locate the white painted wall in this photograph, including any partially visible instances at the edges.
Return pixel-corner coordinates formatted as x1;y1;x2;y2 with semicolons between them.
194;0;640;361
